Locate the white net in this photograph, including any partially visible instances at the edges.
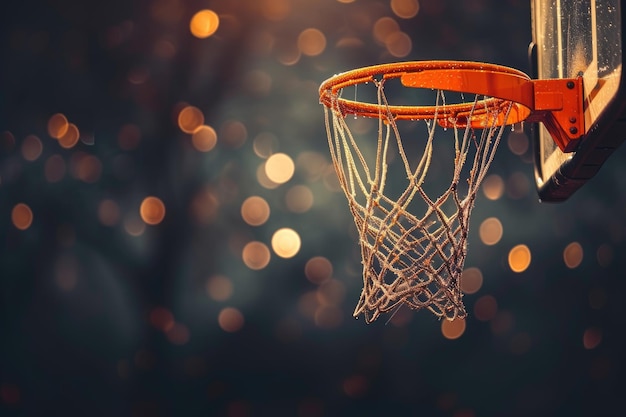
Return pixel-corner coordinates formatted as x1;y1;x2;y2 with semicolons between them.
323;79;512;323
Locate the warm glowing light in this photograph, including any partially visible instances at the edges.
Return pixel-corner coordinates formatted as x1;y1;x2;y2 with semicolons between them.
178;106;204;134
191;125;217;152
482;174;504;200
140;196;166;225
44;154;66;183
252;132;279;158
48;113;69;139
206;275;233;301
297;28;327;56
479;217;503;246
190;10;220;38
391;0;420;19
242;241;271;270
12;203;33;230
58;123;80;149
508;244;531;273
441;318;466;340
241;196;270;226
583;327;602;349
218;307;244;332
305;256;333;284
563;241;583;269
460;267;483;294
21;135;43;161
373;17;400;44
265;153;295;184
98;199;121;226
271;228;301;258
385;31;412;57
473;295;498;321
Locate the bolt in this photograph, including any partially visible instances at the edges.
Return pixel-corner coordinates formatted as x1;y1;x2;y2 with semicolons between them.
567;81;575;89
569;117;577;123
569;127;578;135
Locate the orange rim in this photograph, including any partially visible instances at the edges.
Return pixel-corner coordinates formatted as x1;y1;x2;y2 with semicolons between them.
319;61;534;127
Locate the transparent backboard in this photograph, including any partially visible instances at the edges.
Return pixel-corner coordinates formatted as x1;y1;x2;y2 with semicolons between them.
531;0;625;201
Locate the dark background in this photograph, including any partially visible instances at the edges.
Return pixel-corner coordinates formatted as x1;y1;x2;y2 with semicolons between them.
2;0;626;416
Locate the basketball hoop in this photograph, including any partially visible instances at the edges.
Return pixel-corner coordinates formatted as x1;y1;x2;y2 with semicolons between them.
319;61;583;323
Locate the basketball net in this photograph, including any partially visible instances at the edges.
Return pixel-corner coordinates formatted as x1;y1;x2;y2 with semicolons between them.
323;79;513;323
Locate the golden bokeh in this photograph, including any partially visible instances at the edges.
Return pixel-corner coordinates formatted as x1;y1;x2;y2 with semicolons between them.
73;154;102;183
178;105;204;134
482;174;504;200
563;241;583;269
260;0;291;21
271;228;301;258
206;275;234;301
252;132;279;158
460;267;483;294
265;153;295;184
191;125;217;152
11;203;33;230
386;31;412;57
305;256;333;284
508;244;531;273
390;0;420;19
21;134;43;161
58;123;80;149
373;17;400;44
140;196;166;225
479;217;503;246
441;318;466;340
257;163;280;189
219;120;248;148
189;10;220;39
285;185;314;213
47;113;69;139
242;241;271;270
241;196;270;226
218;307;245;332
297;28;327;56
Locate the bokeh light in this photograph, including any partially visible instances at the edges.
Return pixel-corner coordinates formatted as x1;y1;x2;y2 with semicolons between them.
191;125;218;152
58;123;80;149
583;327;602;349
47;113;69;139
218;307;245;332
44;155;66;183
11;203;33;230
460;267;483;294
441;318;466;340
241;196;270;226
285;185;314;213
479;217;503;245
473;295;498;321
305;256;333;284
482;174;504;200
98;199;121;226
206;275;234;302
563;241;583;269
297;28;326;56
271;228;301;258
178;106;204;134
265;153;295;184
21;135;43;162
242;241;271;270
189;10;220;39
140;196;166;225
391;0;420;19
508;244;531;273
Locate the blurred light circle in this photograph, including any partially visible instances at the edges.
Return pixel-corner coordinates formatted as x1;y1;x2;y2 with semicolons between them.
508;244;531;273
47;113;69;139
441;318;466;340
192;125;217;152
391;0;420;19
190;10;220;38
271;228;301;258
563;241;583;269
241;196;270;226
178;106;204;134
218;307;244;332
265;153;295;184
140;196;166;225
242;241;271;269
297;28;326;56
479;217;503;246
12;203;33;230
460;267;483;294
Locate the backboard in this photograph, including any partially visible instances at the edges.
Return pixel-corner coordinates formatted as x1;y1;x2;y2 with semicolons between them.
530;0;626;201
